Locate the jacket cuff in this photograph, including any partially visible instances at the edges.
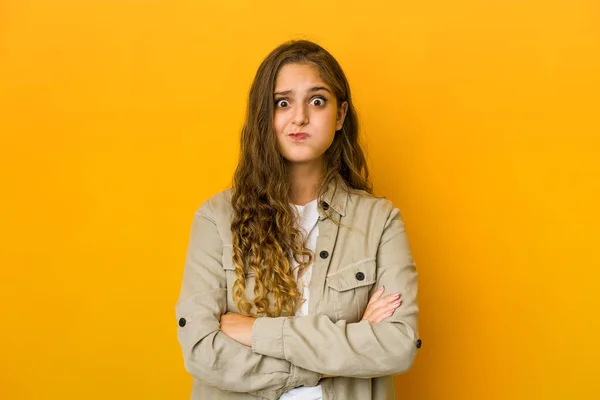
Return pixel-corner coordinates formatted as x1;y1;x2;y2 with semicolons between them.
287;364;322;388
252;316;287;359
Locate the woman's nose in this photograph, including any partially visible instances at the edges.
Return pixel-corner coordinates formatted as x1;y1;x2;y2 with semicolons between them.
292;104;309;126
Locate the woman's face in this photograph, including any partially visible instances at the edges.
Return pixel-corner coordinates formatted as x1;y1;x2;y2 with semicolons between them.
273;63;347;169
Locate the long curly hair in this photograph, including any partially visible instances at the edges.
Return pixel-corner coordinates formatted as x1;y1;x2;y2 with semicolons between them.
231;40;372;317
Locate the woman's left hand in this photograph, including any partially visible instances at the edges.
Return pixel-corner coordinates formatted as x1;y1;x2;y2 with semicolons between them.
220;312;256;347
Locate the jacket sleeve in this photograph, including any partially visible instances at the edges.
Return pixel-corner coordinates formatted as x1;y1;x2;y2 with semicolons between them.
175;199;322;398
251;205;420;379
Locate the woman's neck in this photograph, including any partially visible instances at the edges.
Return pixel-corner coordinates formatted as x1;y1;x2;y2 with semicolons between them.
288;162;323;206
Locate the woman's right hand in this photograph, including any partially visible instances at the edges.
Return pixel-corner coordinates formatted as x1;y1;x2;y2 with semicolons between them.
360;286;402;323
320;287;402;381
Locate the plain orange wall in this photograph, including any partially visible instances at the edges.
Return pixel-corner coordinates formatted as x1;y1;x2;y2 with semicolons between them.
1;1;599;399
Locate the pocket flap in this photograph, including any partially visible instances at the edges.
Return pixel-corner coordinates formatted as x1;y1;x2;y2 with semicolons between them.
222;246;255;277
326;259;377;291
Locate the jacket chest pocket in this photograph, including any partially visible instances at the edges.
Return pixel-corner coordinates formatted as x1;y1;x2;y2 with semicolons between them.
325;259;377;322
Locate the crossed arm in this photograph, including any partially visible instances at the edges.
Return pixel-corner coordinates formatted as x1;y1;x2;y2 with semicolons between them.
220;287;402;380
220;285;402;346
176;200;418;397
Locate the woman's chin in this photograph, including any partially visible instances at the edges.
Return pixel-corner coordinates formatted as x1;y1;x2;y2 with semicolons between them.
283;155;323;167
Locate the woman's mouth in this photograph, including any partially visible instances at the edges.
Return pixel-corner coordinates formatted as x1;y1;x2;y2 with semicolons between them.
289;132;309;141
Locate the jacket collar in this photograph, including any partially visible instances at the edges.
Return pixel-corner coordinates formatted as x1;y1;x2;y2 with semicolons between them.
319;174;348;218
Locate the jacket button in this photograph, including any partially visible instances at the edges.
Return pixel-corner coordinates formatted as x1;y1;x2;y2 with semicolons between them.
321;201;329;211
416;339;422;349
178;318;186;327
355;272;365;281
319;250;329;259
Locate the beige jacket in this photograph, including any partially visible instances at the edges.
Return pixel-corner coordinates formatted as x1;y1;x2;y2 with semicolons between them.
175;176;421;400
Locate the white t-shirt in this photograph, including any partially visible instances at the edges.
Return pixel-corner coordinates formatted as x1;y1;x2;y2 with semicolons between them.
279;198;323;400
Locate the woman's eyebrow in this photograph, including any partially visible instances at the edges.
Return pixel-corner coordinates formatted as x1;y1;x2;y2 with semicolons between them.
274;86;332;96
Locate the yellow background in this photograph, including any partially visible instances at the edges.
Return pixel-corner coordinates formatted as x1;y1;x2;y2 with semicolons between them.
1;1;599;399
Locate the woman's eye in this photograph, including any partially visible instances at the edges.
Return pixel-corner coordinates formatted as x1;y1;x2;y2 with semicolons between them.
275;99;289;108
311;97;326;107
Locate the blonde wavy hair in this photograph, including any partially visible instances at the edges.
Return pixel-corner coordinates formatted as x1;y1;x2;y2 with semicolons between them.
231;40;372;317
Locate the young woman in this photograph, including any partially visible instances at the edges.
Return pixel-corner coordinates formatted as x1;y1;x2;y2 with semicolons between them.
176;40;421;400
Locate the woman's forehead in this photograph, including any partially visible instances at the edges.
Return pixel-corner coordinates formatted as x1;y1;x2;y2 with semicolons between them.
274;63;330;92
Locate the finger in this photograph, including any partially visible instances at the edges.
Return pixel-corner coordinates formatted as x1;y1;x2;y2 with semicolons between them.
361;304;375;322
368;293;402;313
366;299;403;323
366;286;385;306
369;301;402;323
362;292;401;322
381;292;402;304
361;287;385;321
